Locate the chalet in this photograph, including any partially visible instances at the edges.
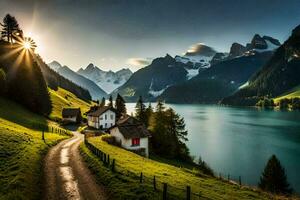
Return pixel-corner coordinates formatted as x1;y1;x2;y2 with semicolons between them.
87;106;116;129
109;116;151;157
62;108;81;123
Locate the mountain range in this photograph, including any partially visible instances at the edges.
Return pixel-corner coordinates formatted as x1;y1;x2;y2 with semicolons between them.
221;25;300;105
48;61;107;100
77;64;132;94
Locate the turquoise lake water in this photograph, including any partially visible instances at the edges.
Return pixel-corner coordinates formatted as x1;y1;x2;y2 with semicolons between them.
126;103;300;192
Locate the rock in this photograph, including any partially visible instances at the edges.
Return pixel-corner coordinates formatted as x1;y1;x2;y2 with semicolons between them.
229;43;247;58
251;34;267;49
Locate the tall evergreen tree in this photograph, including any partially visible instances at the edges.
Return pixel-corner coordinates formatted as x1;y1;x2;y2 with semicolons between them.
100;97;105;107
135;96;147;125
144;102;153;128
108;95;113;107
259;155;292;194
1;14;20;43
115;94;126;119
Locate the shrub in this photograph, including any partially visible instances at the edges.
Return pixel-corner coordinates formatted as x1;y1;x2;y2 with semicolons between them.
291;98;300;110
101;134;116;145
279;98;291;109
197;157;214;176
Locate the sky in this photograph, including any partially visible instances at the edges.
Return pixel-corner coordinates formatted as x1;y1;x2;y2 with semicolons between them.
0;0;300;72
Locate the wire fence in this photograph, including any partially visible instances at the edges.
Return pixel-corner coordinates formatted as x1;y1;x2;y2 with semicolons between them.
84;137;234;200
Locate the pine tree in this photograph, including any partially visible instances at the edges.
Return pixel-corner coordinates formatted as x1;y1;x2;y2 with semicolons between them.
108;95;113;107
100;97;105;107
259;155;292;194
1;14;20;43
135;96;147;125
144;103;153;127
115;94;126;119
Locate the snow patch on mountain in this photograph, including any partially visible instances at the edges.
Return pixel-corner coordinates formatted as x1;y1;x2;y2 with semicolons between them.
148;79;170;97
185;68;199;80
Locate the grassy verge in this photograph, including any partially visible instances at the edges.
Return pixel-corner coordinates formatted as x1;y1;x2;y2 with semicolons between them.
84;136;292;200
79;144;160;200
0;97;70;200
49;87;92;121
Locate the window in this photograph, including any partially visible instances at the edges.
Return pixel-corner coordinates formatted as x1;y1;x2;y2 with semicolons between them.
105;114;107;120
105;123;107;128
110;114;114;120
132;138;140;146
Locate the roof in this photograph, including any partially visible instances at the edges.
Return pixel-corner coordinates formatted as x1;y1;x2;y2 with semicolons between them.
62;108;81;117
87;106;115;117
110;115;151;139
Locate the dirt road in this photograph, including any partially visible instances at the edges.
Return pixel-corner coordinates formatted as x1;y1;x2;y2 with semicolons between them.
43;132;108;200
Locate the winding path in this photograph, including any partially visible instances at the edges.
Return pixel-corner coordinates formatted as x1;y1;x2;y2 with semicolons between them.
43;132;108;200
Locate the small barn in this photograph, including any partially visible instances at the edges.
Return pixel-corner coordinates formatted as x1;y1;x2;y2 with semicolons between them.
109;116;151;157
62;108;82;123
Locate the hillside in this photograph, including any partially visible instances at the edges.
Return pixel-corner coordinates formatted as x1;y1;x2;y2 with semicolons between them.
0;97;69;200
160;51;272;103
274;85;300;103
48;61;107;100
36;56;92;102
81;136;281;200
49;87;92;120
221;25;300;106
112;54;190;102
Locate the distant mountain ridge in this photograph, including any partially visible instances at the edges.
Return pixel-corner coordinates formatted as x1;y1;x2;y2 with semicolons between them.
221;25;300;106
77;63;132;94
48;61;107;100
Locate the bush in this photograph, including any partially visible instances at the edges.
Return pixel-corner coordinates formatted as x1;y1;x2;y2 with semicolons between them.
197;157;214;176
279;98;291;109
101;134;116;145
256;97;275;108
291;98;300;110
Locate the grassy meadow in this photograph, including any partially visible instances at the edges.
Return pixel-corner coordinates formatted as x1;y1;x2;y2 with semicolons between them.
274;85;300;103
49;87;92;120
83;136;290;200
0;97;69;200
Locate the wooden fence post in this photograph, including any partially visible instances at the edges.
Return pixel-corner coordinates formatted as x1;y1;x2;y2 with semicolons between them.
107;155;110;165
239;176;242;186
42;130;45;141
140;172;143;183
228;174;230;181
153;176;156;190
104;154;107;164
163;183;167;200
186;186;191;200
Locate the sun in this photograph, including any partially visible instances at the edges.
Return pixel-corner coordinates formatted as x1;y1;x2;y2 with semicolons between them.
23;41;31;50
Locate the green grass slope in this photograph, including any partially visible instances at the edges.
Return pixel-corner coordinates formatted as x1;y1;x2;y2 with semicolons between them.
84;136;287;200
0;97;69;200
274;85;300;103
49;87;92;120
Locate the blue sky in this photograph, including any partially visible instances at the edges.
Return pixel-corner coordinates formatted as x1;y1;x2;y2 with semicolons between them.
1;0;299;71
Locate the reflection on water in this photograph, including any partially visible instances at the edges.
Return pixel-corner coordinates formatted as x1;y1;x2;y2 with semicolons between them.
126;103;300;192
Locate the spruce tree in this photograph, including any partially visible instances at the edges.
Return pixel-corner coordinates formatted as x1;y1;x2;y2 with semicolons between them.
115;94;126;119
108;95;113;107
135;96;147;125
144;103;153;127
1;14;20;43
259;155;292;194
100;97;105;107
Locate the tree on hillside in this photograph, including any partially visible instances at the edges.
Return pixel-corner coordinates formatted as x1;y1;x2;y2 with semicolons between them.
115;94;126;119
258;155;292;194
0;68;6;95
144;103;153;127
100;97;105;107
135;96;147;125
1;14;20;43
108;95;113;107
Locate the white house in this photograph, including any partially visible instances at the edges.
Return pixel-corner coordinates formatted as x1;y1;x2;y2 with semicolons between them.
109;116;151;157
87;106;116;129
62;108;81;123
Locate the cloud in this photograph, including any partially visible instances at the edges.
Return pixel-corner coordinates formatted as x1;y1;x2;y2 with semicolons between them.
126;57;152;67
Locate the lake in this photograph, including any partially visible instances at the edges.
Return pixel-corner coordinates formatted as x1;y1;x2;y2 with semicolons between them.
126;103;300;193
